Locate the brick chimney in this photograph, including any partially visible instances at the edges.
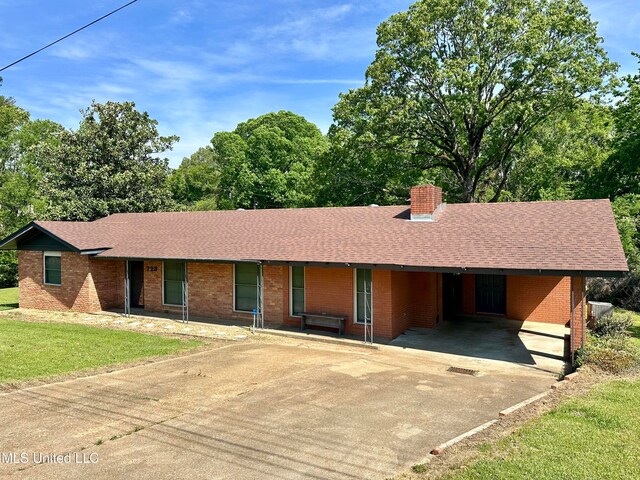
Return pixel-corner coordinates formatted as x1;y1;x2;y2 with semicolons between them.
410;184;444;221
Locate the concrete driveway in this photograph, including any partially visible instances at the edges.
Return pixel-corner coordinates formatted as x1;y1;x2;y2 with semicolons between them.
1;338;559;480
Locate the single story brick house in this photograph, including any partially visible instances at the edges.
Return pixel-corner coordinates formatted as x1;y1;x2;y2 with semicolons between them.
0;185;628;353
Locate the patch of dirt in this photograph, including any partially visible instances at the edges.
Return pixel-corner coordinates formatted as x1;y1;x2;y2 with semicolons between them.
394;368;640;480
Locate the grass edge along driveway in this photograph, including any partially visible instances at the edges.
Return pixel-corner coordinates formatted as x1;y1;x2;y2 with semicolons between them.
438;377;640;480
0;318;202;384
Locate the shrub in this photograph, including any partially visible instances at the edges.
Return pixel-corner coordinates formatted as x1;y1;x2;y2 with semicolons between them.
0;251;18;288
576;334;640;374
588;272;640;313
593;311;634;337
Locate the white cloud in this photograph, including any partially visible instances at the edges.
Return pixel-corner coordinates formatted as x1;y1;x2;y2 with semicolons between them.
244;3;375;62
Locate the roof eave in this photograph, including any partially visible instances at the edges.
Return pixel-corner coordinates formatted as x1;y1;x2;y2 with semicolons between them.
92;254;629;277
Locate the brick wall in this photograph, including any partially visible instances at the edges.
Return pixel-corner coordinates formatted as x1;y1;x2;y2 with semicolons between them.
461;274;475;314
91;259;124;310
373;269;393;339
18;251;122;312
143;261;283;324
390;270;412;337
389;271;442;336
263;265;285;323
506;275;571;325
304;266;359;334
142;260;164;312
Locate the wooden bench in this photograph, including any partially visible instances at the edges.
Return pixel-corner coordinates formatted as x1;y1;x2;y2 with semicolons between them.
300;312;345;336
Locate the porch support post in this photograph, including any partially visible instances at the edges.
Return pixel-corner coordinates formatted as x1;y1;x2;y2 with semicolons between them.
363;270;373;344
182;262;189;324
254;263;264;330
124;260;130;318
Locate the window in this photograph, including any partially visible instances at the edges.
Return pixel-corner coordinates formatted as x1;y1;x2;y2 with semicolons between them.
290;266;305;316
235;264;258;312
354;268;372;324
43;252;61;285
163;261;185;306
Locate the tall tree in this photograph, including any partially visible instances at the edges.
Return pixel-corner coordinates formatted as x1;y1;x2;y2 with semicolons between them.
169;147;220;210
213;111;327;209
591;53;640;199
38;101;178;221
327;0;617;203
501;100;614;202
0;93;63;287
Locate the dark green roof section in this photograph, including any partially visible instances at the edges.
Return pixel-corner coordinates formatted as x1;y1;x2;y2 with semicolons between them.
0;223;79;252
17;230;73;251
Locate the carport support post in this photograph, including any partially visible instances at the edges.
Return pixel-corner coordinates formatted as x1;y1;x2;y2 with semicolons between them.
570;276;587;365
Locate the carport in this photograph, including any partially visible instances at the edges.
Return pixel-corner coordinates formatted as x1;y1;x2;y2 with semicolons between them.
438;271;591;363
390;315;568;374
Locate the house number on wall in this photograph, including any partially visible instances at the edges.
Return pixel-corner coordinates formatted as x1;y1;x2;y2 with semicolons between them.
146;266;158;272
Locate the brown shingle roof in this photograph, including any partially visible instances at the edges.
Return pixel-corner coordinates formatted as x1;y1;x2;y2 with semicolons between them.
22;199;628;275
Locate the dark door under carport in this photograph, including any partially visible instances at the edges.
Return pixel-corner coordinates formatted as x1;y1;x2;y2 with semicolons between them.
129;261;144;308
443;273;463;320
475;274;506;314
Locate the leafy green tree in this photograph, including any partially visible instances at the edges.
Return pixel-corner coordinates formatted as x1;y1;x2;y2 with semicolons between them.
213;111;327;209
501;101;614;201
0;96;29;173
591;54;640;199
169;147;220;210
612;194;640;270
0;93;63;287
328;0;617;203
38;101;178;221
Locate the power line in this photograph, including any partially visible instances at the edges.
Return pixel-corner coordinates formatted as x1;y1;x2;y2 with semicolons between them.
0;0;140;72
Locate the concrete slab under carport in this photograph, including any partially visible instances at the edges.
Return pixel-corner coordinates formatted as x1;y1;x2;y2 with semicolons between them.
1;336;559;480
389;316;569;375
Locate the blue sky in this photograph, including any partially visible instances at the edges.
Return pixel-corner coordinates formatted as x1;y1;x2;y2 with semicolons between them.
0;0;638;167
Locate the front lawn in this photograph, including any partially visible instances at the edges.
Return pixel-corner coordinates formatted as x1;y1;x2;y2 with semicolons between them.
0;287;18;310
0;319;202;384
442;378;640;480
626;309;640;345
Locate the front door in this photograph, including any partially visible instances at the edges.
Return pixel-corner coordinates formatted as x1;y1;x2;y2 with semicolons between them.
129;261;144;308
475;274;506;314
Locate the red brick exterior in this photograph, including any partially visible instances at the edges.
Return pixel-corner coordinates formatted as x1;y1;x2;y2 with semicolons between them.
18;251;123;312
462;274;475;315
571;276;587;353
410;184;443;215
16;252;580;343
506;275;570;325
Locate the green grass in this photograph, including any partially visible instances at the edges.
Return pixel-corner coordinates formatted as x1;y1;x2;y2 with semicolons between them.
0;287;18;310
624;309;640;345
444;379;640;480
0;319;202;384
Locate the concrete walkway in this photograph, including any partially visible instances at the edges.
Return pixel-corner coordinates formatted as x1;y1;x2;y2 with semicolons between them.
1;337;559;479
